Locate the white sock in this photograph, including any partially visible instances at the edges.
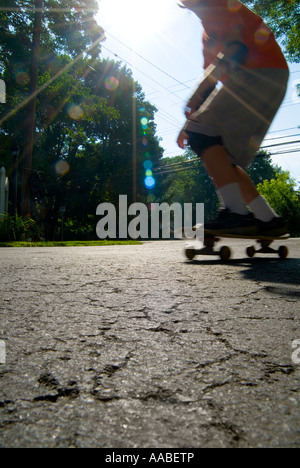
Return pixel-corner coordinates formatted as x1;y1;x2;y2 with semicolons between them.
218;183;249;215
248;195;278;222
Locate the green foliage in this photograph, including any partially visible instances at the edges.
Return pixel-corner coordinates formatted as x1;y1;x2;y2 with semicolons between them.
246;151;278;185
0;240;141;247
1;1;299;240
257;171;300;236
0;214;44;241
154;152;219;223
153;151;300;237
0;3;163;240
0;0;103;59
242;0;300;63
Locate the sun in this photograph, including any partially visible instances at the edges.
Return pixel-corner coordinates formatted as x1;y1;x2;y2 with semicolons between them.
97;0;173;46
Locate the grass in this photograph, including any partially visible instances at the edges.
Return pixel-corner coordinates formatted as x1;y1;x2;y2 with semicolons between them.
0;240;142;248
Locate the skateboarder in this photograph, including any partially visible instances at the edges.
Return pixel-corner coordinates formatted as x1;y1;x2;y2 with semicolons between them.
177;0;289;236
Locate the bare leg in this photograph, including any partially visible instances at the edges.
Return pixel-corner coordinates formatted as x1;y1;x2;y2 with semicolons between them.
201;145;238;188
201;145;249;215
201;145;259;205
233;165;260;205
194;142;284;233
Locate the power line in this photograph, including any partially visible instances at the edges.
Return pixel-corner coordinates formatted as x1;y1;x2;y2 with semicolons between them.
261;140;300;149
108;34;300;164
271;148;300;155
101;44;184;104
268;126;299;134
100;37;300;146
104;30;300;111
264;133;300;141
100;43;191;133
105;31;191;91
153;150;300;177
153;142;300;175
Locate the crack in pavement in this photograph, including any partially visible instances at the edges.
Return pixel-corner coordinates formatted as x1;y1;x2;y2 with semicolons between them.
0;241;299;448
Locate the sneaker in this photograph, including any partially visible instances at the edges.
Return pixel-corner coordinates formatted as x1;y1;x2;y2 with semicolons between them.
256;217;288;237
205;209;258;236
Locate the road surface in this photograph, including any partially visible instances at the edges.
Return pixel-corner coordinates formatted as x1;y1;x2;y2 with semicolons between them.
0;239;299;448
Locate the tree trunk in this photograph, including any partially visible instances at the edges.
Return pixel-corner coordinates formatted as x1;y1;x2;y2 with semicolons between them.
21;0;43;215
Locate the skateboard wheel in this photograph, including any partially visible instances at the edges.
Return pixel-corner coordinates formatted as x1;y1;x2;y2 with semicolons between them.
220;246;231;261
246;246;256;258
278;246;289;259
185;248;195;260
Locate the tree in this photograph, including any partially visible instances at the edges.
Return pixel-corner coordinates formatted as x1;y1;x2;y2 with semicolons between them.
242;0;300;63
246;151;278;185
257;171;300;236
154;152;219;223
0;1;102;58
35;58;163;239
153;150;300;236
0;0;104;214
0;0;104;134
0;2;164;240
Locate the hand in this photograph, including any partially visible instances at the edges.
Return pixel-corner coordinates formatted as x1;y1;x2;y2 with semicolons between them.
177;130;189;149
185;105;197;119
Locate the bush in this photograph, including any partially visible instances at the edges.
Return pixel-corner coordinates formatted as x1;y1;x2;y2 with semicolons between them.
0;214;44;242
257;172;300;237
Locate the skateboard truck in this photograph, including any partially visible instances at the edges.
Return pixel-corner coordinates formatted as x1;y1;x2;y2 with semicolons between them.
185;236;232;261
185;233;290;261
246;239;289;259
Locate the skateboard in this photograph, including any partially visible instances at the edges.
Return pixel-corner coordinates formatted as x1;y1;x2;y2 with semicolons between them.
185;230;290;261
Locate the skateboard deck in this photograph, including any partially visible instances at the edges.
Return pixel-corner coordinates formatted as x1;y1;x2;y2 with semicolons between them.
185;230;290;261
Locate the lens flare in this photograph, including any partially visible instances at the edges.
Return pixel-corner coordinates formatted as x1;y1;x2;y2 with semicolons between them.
227;0;242;13
249;135;262;151
143;160;153;170
145;176;155;189
15;71;30;86
68;104;84;120
254;25;271;45
105;76;119;91
141;117;148;130
55;160;70;176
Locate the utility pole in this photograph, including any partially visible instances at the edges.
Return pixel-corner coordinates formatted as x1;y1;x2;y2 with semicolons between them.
21;0;43;215
11;145;20;216
132;80;137;204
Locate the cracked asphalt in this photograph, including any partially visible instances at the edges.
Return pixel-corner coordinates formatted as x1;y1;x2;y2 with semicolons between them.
0;239;300;448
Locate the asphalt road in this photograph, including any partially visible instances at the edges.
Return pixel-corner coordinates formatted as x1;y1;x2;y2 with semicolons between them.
0;239;300;448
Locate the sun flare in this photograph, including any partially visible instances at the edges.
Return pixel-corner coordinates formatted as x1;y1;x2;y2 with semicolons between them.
97;0;173;45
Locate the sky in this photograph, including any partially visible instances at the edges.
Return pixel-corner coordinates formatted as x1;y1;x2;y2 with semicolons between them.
96;0;300;185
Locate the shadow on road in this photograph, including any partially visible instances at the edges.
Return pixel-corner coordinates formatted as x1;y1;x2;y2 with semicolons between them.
239;258;300;297
187;257;300;298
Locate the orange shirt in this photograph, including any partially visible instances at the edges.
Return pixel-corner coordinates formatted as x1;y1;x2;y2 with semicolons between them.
201;0;288;73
